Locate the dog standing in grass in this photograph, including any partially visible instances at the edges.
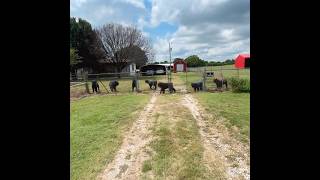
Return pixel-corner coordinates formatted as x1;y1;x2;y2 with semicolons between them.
145;80;157;90
92;80;100;93
109;80;119;92
132;79;138;92
157;82;176;94
213;78;228;89
191;81;203;92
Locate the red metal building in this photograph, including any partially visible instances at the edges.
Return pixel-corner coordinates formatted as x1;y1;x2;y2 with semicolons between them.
235;54;250;69
173;59;187;72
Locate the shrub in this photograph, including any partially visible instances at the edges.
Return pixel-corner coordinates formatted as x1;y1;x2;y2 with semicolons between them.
229;77;250;93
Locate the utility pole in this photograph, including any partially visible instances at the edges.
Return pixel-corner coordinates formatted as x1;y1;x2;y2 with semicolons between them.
168;41;172;83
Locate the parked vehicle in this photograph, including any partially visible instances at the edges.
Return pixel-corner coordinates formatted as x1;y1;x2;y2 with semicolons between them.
140;64;167;76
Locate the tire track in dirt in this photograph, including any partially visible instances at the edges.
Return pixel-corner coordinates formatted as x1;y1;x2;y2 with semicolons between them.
97;93;158;180
182;94;250;180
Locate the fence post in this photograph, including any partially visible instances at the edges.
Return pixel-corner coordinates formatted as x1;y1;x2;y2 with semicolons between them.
185;63;188;92
220;66;225;90
167;67;169;83
203;70;207;91
83;72;89;94
136;72;140;92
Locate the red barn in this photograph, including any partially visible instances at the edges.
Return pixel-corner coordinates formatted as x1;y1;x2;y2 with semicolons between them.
173;59;187;72
235;54;250;69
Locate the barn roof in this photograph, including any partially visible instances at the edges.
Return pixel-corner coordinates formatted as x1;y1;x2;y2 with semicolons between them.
174;59;186;63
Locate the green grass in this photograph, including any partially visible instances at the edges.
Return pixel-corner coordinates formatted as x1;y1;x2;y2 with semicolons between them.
142;95;223;179
188;65;250;80
70;65;250;179
176;65;249;92
194;92;250;143
177;71;204;92
142;160;152;172
71;94;150;180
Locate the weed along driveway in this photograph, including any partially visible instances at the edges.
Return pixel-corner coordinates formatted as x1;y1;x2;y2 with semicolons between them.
71;73;250;180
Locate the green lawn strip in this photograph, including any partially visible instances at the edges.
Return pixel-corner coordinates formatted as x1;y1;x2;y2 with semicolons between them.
142;95;219;179
194;92;250;143
71;94;150;180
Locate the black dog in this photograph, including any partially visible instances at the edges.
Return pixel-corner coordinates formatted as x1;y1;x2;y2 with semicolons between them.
213;78;228;89
191;81;203;92
109;80;119;92
158;82;176;94
132;79;137;92
145;80;157;90
92;80;100;93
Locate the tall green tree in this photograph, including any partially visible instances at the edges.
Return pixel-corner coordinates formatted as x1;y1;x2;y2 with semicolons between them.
185;55;205;67
70;48;79;66
70;17;92;49
70;17;106;72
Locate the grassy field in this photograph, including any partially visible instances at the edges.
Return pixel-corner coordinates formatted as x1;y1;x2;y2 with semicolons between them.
141;95;223;179
188;65;250;79
71;94;150;180
176;69;250;143
177;65;250;92
194;92;250;143
187;65;250;80
70;64;250;179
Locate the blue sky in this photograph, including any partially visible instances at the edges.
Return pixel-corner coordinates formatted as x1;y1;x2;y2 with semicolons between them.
70;0;250;62
144;22;178;40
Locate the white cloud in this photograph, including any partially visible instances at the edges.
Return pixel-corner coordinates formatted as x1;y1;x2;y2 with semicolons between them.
150;0;250;61
153;37;170;60
121;0;145;9
93;6;115;22
220;29;234;39
70;0;250;61
207;39;249;56
150;0;182;27
70;0;88;11
153;23;249;60
137;17;149;30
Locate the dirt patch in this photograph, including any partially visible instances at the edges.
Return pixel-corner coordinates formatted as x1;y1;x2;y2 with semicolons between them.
182;94;250;180
70;90;88;99
207;88;229;93
97;93;158;180
70;92;149;101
